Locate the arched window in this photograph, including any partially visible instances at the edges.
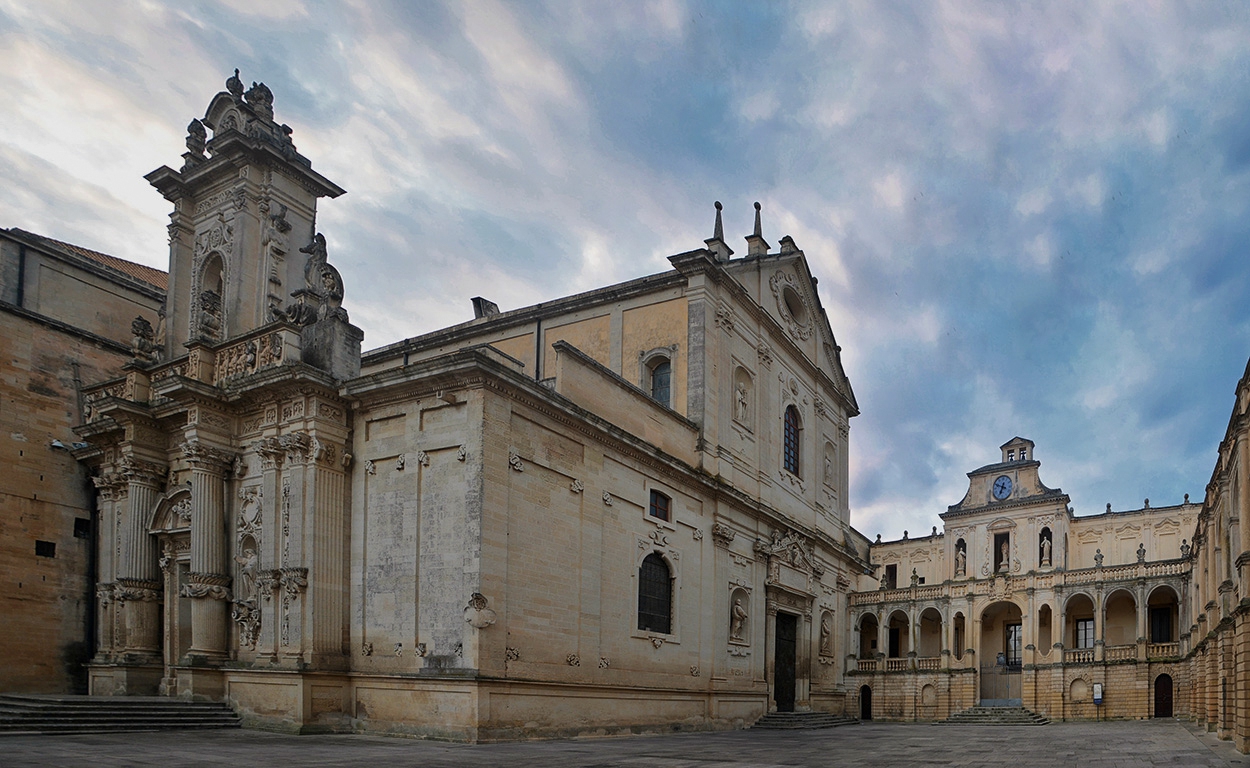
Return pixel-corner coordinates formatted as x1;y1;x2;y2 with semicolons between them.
783;405;801;475
649;358;671;406
638;553;672;634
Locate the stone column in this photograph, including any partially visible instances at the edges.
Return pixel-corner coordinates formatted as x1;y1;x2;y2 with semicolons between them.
91;471;124;659
116;458;166;656
182;441;232;661
1057;608;1067;662
1093;588;1105;662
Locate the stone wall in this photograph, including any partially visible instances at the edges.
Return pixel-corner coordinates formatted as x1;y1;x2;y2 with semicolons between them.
0;306;136;692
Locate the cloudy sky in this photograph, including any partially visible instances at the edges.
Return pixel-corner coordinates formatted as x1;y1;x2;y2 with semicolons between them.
3;1;1249;540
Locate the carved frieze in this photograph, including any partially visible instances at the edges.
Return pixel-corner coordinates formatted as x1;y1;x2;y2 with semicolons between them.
114;578;162;603
712;523;737;547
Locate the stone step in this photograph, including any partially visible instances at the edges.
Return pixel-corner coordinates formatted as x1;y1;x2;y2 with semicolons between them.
0;694;240;736
938;706;1049;726
752;711;860;730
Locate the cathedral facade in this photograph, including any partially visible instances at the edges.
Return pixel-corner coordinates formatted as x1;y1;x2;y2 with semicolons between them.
72;73;868;739
5;72;1250;751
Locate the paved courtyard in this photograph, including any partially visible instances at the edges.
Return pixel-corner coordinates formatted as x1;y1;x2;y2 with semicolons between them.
4;720;1246;767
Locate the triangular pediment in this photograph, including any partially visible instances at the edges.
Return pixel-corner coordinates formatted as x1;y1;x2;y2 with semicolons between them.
724;249;858;416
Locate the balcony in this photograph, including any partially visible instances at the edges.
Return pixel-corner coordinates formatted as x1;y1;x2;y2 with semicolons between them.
1065;648;1094;664
885;658;908;672
1104;644;1136;662
856;658;878;672
1147;642;1179;659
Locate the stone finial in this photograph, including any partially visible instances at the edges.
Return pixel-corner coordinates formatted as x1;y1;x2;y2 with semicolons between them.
1106;502;1111;513
932;526;938;537
902;530;908;540
704;201;734;262
779;234;798;254
1184;493;1190;503
1143;498;1150;509
226;68;244;98
745;201;771;256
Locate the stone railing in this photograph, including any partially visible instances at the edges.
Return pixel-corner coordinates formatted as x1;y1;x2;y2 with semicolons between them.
916;656;941;671
1147;642;1179;659
1065;648;1094;664
856;658;878;672
885;658;908;672
1104;644;1136;661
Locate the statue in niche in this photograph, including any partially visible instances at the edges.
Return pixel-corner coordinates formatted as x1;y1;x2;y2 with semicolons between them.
955;547;966;577
1181;539;1192;559
820;614;833;655
824;453;833;484
1137;542;1147;563
234;546;258;601
735;382;749;423
999;541;1010;572
1094;548;1104;567
729;598;748;641
197;289;222;340
1040;536;1052;567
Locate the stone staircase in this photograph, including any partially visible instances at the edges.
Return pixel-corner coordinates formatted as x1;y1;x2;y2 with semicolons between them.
0;694;241;735
752;711;860;730
938;705;1049;725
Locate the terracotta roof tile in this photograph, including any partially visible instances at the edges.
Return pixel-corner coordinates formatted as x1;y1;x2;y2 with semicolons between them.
13;230;168;291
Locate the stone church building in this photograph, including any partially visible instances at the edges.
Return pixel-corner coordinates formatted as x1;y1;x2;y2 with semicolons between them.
5;73;1250;751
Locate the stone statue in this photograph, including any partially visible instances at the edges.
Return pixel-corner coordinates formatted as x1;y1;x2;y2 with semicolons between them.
1181;539;1192;559
300;233;329;291
1000;541;1010;571
820;614;833;655
910;567;919;587
824;453;833;484
735;383;749;423
130;316;159;363
317;264;348;321
185;118;207;156
1041;536;1052;567
1094;548;1104;567
730;598;748;641
955;547;966;577
1137;542;1146;563
198;289;222;340
234;546;258;601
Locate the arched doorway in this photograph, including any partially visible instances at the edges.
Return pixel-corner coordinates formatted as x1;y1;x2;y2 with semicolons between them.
860;685;872;720
980;600;1023;706
1154;674;1173;718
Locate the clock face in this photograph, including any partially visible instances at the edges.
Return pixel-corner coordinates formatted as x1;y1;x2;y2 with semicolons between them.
992;475;1013;500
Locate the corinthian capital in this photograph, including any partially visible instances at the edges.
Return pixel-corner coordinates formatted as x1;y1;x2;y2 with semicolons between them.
118;456;168;487
179;440;233;472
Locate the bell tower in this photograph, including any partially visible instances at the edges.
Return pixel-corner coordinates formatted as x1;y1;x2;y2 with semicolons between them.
145;69;347;357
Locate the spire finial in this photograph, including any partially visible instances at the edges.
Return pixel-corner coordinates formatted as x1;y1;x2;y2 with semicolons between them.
226;68;244;98
744;200;771;256
704;201;733;262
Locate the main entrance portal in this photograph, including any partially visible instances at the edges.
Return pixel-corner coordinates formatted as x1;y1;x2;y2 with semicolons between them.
774;613;797;712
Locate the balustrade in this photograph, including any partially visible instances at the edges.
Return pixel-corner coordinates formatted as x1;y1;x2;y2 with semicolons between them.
1065;648;1094;664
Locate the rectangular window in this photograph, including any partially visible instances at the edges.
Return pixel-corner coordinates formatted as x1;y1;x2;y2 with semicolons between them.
648;490;670;522
884;564;897;590
1150;606;1172;643
73;518;91;539
35;540;56;558
1005;623;1022;667
1075;618;1094;649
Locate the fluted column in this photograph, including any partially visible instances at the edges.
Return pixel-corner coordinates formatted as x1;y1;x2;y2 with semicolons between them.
181;440;233;661
116;457;166;656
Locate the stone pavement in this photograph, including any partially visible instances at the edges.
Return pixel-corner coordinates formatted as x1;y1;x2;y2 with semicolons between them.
4;720;1246;767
